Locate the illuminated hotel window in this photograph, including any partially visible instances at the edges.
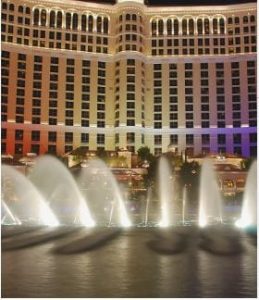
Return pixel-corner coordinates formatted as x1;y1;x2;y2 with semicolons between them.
97;134;105;145
15;129;23;141
247;60;257;127
81;133;89;143
0;0;257;157
15;143;23;155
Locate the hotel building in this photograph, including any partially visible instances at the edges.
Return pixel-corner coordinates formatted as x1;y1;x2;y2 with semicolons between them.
1;0;257;158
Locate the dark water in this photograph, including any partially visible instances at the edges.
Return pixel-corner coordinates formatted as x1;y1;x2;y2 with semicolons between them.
1;228;257;298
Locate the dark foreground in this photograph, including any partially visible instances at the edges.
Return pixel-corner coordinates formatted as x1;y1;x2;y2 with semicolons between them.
1;226;257;298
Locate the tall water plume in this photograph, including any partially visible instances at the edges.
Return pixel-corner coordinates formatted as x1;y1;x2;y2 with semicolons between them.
182;185;187;224
236;160;257;228
78;158;131;227
1;165;59;226
198;160;223;227
29;155;95;227
158;156;174;227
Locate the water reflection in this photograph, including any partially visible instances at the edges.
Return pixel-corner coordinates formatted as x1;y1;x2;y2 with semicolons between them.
157;251;201;297
2;229;257;298
197;245;255;298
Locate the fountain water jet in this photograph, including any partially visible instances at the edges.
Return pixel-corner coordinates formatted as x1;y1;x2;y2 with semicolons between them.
182;185;187;225
235;161;257;229
158;157;174;227
2;165;59;226
29;155;95;227
1;200;22;225
198;160;223;227
108;201;115;227
144;187;152;226
78;159;131;227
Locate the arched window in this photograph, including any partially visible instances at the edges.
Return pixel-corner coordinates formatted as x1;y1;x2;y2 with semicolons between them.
25;7;30;14
167;19;172;35
88;15;93;32
126;14;130;21
41;9;47;26
57;11;62;28
213;18;218;34
9;3;14;11
2;2;7;10
33;9;39;25
81;15;87;31
197;19;203;34
66;12;71;29
97;16;102;33
158;19;163;36
18;5;24;13
219;18;225;34
189;19;194;35
49;11;55;28
243;16;248;23
103;17;109;34
204;18;210;34
228;17;233;24
72;13;78;30
182;19;187;35
234;17;239;24
151;20;156;36
250;15;255;22
173;19;179;35
132;14;136;21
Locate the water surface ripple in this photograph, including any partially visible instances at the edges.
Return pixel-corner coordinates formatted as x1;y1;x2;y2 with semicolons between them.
2;228;256;298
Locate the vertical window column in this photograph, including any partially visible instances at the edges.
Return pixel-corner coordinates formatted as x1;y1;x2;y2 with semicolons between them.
97;61;106;128
169;63;178;129
65;58;75;126
231;62;241;128
32;55;42;124
114;61;120;129
216;63;225;128
16;53;26;124
49;57;59;125
153;64;162;129
126;59;136;126
1;50;9;122
247;60;256;127
185;63;193;128
81;60;90;128
200;63;210;128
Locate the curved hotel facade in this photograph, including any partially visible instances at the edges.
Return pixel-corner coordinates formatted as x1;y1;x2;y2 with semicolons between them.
1;0;257;158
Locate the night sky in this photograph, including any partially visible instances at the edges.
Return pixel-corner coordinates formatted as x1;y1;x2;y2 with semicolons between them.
76;0;256;5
